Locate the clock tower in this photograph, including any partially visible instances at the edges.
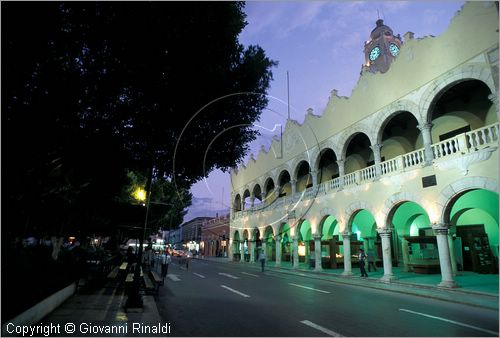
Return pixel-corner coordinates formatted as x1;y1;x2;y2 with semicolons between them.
363;19;402;74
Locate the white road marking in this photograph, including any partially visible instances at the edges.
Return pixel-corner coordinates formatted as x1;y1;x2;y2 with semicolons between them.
241;272;259;277
399;309;499;336
220;285;250;298
193;273;205;279
167;274;181;282
300;320;343;337
218;272;240;279
289;283;330;294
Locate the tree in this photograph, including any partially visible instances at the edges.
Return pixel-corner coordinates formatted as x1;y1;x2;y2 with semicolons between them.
3;2;276;242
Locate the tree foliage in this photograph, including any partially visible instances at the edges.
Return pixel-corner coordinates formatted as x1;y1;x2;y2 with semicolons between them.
3;2;276;239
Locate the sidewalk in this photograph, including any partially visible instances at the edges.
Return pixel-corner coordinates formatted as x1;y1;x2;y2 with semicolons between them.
39;285;165;337
197;256;499;310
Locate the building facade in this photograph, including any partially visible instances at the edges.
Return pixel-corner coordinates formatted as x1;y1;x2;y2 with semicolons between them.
201;214;230;257
180;217;213;252
229;2;499;288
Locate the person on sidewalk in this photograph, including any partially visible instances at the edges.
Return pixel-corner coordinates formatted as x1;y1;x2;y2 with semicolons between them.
161;251;170;281
367;248;377;272
358;248;368;277
258;249;267;272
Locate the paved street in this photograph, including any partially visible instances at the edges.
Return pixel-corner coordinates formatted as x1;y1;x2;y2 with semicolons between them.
157;259;499;337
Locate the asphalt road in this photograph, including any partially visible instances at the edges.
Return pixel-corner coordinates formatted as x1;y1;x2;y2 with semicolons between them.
156;259;499;337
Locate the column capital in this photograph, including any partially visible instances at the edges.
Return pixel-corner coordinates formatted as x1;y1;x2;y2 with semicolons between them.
336;159;345;165
292;235;299;241
313;234;322;240
417;123;433;132
340;231;351;237
432;223;450;235
377;227;393;236
369;143;383;151
488;93;498;105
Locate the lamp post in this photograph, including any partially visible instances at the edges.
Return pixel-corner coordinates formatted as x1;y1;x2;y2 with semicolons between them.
126;177;177;309
126;181;151;309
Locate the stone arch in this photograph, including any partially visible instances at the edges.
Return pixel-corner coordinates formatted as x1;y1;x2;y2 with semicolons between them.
381;191;428;228
317;207;340;236
314;146;340;171
437;176;499;224
373;99;422;145
420;65;496;123
292;158;312;181
345;201;378;232
338;124;376;159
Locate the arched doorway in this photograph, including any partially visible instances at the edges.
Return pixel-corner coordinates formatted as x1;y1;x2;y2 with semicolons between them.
319;215;341;269
298;220;313;266
263;226;275;261
349;210;377;267
233;230;241;261
446;189;498;274
388;202;432;273
279;223;291;262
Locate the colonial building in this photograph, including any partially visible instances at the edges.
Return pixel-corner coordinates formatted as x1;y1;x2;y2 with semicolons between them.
229;2;499;288
180;217;213;252
200;214;230;257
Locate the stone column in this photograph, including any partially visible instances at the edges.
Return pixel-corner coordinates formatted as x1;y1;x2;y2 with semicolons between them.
448;228;458;276
337;159;345;188
417;123;434;166
311;170;318;187
275;235;281;267
378;228;396;282
250;195;255;208
261;241;267;259
400;236;410;272
370;143;383;177
433;224;459;288
228;239;233;261
314;234;322;271
290;179;297;196
249;236;255;263
341;231;353;276
274;186;281;199
292;235;299;269
240;241;245;262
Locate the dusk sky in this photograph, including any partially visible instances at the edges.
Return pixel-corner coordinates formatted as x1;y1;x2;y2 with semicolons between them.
183;0;465;222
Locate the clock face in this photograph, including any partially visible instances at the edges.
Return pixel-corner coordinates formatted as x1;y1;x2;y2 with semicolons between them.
369;47;381;61
389;43;400;56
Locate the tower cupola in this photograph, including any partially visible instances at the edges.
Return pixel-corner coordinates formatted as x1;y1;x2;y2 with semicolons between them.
363;19;402;73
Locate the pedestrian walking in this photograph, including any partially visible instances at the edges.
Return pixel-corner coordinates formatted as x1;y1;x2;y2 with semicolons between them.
367;248;377;272
358;248;368;277
258;249;267;272
161;251;170;281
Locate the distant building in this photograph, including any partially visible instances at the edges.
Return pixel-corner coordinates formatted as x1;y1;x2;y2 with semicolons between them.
201;214;230;257
180;217;213;252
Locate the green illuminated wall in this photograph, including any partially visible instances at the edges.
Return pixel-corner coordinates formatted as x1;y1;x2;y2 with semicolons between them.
449;189;499;256
391;202;430;236
350;209;377;240
322;215;339;240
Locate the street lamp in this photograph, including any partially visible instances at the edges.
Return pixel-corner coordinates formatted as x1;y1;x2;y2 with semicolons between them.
126;178;177;310
126;180;152;309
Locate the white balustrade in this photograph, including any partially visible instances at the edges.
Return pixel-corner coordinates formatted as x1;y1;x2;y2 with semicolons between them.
402;148;425;167
432;137;461;159
380;157;399;175
344;172;356;186
466;122;499;149
360;165;376;182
